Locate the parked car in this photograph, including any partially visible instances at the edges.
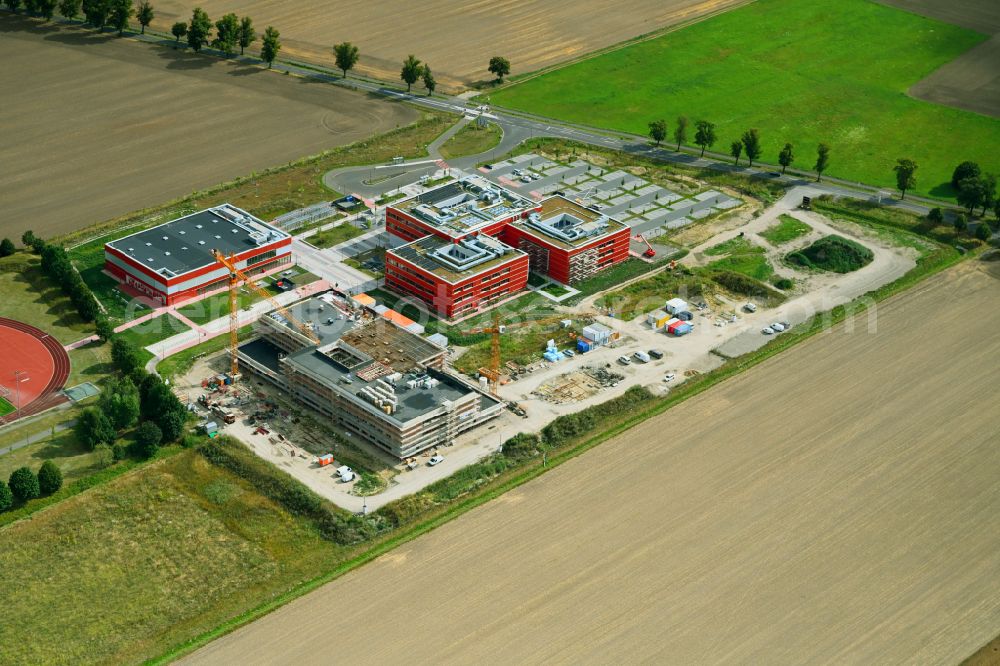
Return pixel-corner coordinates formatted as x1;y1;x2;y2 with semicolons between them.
530;172;541;180
780;321;791;329
282;270;294;277
744;302;757;313
618;355;632;365
563;349;575;357
633;350;651;363
649;349;664;359
512;168;522;176
761;327;774;335
663;373;675;382
520;175;532;183
428;454;445;466
771;322;785;332
335;465;355;482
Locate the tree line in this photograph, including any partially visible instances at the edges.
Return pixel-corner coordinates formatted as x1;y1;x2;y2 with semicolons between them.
648;116;998;219
0;460;63;512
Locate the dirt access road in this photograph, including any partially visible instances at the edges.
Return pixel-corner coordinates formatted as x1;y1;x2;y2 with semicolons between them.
0;15;415;240
878;0;1000;117
151;0;750;90
184;259;1000;664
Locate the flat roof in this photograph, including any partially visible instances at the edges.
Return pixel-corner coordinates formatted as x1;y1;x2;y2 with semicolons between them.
106;204;289;278
388;234;526;283
268;293;358;346
509;196;628;250
341;320;443;370
283;347;472;424
393;176;535;239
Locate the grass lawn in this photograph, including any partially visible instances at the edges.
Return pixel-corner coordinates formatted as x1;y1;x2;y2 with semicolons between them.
0;429;101;487
67;342;113;388
490;0;999;200
707;252;774;282
117;313;191;350
439;122;503;160
0;450;343;665
704;236;754;256
0;397;13;417
0;254;97;345
156;325;253;381
307;223;364;249
761;215;812;245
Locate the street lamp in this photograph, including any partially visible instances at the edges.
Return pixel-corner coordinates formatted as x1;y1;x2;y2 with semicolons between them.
13;370;28;420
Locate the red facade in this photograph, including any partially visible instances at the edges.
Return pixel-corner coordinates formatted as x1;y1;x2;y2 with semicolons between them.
385;199;630;317
104;238;291;306
385;252;530;319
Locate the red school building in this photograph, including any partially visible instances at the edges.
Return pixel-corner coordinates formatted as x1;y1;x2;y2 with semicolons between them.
384;177;630;317
103;204;292;306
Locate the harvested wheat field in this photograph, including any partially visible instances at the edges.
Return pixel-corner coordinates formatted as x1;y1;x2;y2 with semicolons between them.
185;260;1000;665
151;0;750;89
878;0;1000;117
0;15;416;240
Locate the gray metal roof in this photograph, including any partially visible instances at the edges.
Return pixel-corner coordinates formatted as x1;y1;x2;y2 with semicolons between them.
106;204;288;278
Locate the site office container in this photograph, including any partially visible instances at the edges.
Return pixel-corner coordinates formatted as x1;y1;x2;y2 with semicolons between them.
667;320;692;336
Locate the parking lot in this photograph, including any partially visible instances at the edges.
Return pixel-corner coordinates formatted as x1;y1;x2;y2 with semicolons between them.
479;152;742;239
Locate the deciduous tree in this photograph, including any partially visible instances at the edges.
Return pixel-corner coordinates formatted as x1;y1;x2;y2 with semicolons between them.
648;119;667;146
422;64;436;95
730;141;742;166
21;230;35;247
694;120;716;157
333;41;359;78
975;221;992;241
741;128;761;167
171;20;186;45
400;54;421;92
893;158;917;200
82;0;112;30
58;0;80;19
100;377;140;431
815;143;830;182
957;176;986;215
488;55;510;82
108;0;131;35
0;238;14;258
136;0;152;33
76;407;116;450
778;143;794;175
95;317;114;342
5;0;22;13
926;207;944;226
0;480;12;512
260;25;280;67
157;409;186;443
953;213;967;233
8;467;39;503
110;337;143;375
137;421;162;458
36;0;57;19
237;16;254;54
951;161;980;189
213;12;239;55
187;7;211;52
37;460;63;495
674;116;688;151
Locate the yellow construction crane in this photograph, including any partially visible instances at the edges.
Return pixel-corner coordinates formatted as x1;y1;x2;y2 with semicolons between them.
211;250;321;379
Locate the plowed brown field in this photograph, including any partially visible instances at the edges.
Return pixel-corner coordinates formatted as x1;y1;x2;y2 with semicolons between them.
150;0;751;89
0;15;416;240
184;260;1000;665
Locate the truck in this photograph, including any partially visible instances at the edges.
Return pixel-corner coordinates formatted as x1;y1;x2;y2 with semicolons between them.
212;406;236;424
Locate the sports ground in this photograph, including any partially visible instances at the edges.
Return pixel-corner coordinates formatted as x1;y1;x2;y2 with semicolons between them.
0;318;70;424
489;0;1000;199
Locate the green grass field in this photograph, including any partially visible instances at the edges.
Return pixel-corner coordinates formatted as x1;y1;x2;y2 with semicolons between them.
0;397;13;417
0;254;97;345
439;122;503;160
0;450;342;665
490;0;999;200
761;215;812;245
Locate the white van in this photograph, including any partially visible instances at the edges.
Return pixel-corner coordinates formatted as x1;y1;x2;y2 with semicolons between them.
335;465;355;482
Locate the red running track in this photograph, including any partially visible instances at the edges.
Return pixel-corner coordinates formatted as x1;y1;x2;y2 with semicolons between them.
0;318;70;425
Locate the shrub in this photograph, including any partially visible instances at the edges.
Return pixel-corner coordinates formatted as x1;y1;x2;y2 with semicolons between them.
9;467;40;503
0;480;12;512
975;222;992;241
377;493;436;528
0;238;14;257
711;270;784;300
75;407;116;450
954;213;968;233
37;460;63;495
772;277;794;290
502;433;544;460
112;442;129;462
926;207;944;225
94;443;115;469
787;235;874;273
95;317;114;343
136;421;163;458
